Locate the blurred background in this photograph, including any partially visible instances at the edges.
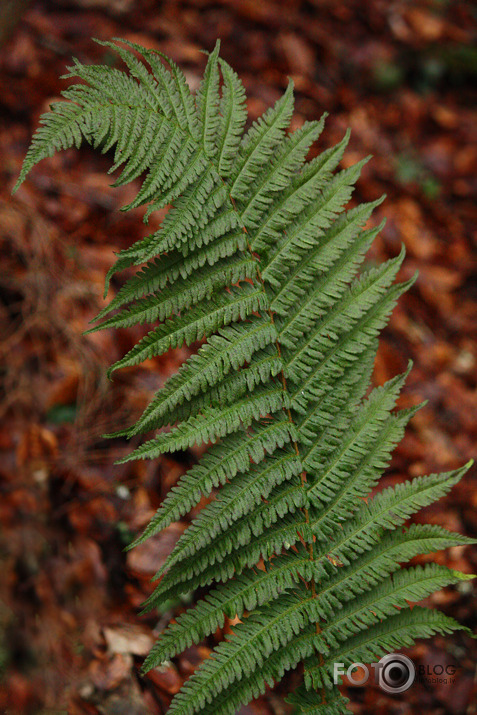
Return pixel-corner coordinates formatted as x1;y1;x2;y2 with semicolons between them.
0;1;476;713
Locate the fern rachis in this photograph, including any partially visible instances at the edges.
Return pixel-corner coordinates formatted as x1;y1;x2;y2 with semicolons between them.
15;38;475;714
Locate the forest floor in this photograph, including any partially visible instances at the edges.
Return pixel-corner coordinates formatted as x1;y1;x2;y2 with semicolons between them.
0;1;476;713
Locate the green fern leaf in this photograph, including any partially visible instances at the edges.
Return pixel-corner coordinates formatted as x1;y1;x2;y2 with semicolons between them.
15;39;474;715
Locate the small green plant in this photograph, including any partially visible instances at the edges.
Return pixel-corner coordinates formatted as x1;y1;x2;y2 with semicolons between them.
15;39;474;715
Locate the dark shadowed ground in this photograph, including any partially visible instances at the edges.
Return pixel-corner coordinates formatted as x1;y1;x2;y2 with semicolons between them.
0;1;476;713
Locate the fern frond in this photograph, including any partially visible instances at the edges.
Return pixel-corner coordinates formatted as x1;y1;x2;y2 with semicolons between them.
15;39;474;715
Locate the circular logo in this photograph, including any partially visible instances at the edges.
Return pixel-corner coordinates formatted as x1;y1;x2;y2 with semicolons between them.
377;654;415;694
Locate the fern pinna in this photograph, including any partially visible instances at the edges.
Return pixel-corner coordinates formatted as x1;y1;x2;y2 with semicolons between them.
15;39;474;714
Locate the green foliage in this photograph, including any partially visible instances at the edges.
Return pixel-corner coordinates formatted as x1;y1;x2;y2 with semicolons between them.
15;38;475;714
